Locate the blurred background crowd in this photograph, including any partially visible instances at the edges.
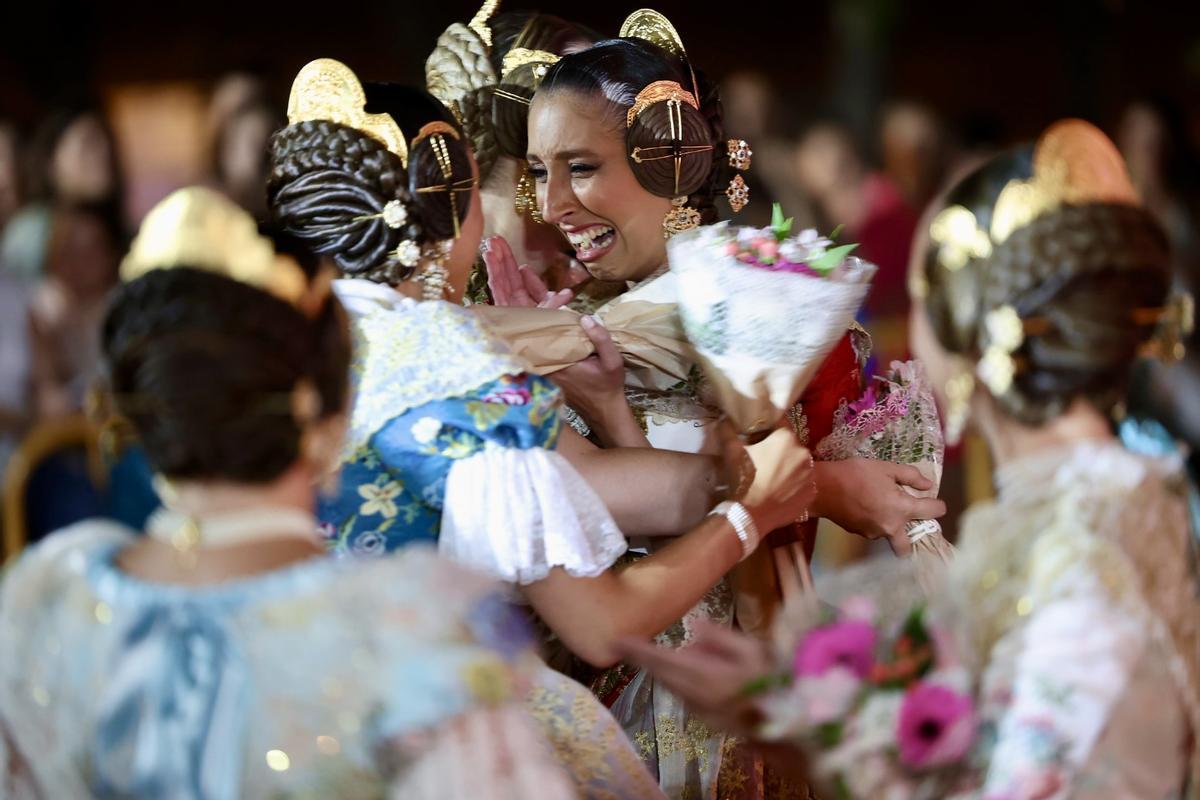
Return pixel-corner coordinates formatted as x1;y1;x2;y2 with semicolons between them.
2;0;1197;560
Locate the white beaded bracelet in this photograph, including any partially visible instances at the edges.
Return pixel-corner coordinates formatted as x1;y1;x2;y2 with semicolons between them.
709;500;759;561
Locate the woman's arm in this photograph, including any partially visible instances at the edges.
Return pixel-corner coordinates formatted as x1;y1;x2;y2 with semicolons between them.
522;428;814;667
557;426;722;537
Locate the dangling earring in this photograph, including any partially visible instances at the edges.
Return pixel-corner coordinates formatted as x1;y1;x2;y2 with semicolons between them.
417;240;452;301
662;196;701;239
514;169;544;223
943;370;975;446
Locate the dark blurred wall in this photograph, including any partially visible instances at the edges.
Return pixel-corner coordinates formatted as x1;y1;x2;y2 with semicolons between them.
2;0;1198;142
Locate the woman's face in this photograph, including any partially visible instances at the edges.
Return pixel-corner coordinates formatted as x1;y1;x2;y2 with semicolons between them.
52;114;116;203
479;156;575;281
527;89;671;283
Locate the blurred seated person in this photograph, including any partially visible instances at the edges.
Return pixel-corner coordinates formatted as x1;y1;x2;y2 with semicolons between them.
29;203;122;421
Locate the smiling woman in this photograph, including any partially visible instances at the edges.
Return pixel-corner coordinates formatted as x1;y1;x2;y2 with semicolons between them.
527;36;723;283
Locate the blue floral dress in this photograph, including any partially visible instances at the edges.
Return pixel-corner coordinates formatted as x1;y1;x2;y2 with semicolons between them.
317;279;660;799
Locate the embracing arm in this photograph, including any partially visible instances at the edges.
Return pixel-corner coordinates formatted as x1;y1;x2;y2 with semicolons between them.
522;428;814;667
557;426;721;537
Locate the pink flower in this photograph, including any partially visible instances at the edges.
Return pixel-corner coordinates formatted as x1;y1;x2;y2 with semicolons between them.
896;682;975;770
848;386;878;416
723;241;740;257
794;620;877;679
758;240;780;260
482;387;532;406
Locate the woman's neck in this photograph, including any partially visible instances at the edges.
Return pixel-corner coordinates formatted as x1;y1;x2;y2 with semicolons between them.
978;395;1115;470
163;462;314;518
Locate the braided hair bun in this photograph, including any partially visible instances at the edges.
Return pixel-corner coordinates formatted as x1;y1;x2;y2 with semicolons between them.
921;133;1171;425
268;84;472;285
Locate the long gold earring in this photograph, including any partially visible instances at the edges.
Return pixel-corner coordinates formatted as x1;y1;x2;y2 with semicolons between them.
514;169;544;223
662;196;701;239
943;370;975;446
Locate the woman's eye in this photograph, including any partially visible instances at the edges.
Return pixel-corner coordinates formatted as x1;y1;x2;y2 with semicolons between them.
570;163;596;176
528;165;548;181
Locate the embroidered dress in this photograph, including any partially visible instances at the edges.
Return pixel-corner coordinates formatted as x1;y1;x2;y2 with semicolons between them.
318;279;662;798
0;524;576;799
575;270;864;800
805;439;1200;798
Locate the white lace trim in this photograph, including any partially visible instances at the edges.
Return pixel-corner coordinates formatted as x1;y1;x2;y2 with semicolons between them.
439;445;627;585
335;280;531;457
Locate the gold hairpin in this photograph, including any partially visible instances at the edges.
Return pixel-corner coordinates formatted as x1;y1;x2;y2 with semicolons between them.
413;124;470;239
626;80;698;128
501;47;560;82
630;144;713;163
492;88;532;106
121;187;332;318
287;58;409;168
412;121;461;145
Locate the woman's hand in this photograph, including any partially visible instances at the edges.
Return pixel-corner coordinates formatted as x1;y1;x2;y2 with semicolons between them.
482;236;573;309
617;619;772;738
812;459;947;556
740;428;817;534
551;317;648;448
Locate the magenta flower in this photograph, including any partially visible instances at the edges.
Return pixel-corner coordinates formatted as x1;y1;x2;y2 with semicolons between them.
848;385;879;416
482;387;532;406
896;682;975;769
794;620;877;679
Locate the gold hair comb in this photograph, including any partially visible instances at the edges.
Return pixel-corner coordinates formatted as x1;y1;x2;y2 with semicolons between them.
287;58;409;168
121;187;331;318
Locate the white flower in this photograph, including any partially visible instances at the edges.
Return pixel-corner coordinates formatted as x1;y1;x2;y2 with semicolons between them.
410;416;442;444
800;666;862;725
848;691;905;752
358;481;402;518
381;199;409;228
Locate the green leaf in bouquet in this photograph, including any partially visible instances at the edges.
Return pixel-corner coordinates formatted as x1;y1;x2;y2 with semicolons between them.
814;721;844;748
810;243;859;273
829;223;845;241
738;671;791;698
771;202;794;242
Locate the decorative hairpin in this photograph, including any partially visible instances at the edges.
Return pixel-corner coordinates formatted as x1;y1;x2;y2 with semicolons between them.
1138;292;1195;363
412;122;475;239
287;58;409;168
626;80;699;128
121;187;332;318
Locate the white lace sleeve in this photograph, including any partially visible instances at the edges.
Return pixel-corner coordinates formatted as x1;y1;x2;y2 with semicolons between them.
439;445;627;585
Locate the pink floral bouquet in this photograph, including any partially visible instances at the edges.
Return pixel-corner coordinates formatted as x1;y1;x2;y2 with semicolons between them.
667;205;875;434
753;599;977;798
816;360;954;588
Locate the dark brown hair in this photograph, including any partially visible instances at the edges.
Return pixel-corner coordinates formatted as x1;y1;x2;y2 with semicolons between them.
267;84;472;284
922;148;1171;424
102;231;351;483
